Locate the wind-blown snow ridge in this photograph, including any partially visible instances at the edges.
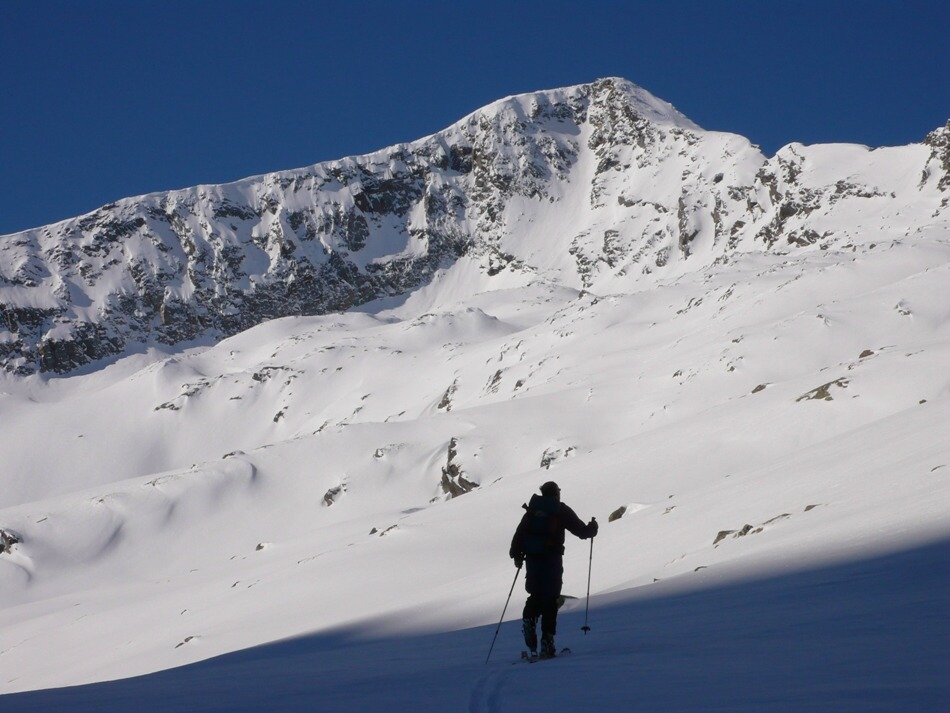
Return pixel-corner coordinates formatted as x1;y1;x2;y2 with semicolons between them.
1;79;949;707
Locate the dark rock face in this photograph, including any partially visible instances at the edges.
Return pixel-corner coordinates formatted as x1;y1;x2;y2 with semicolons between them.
440;437;478;498
323;484;346;507
923;120;950;191
1;78;946;375
0;528;21;554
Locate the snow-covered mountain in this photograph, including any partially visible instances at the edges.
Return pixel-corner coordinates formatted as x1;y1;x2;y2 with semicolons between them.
3;77;947;376
1;79;948;709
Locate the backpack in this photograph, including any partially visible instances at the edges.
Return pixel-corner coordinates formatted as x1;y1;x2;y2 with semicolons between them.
520;494;561;556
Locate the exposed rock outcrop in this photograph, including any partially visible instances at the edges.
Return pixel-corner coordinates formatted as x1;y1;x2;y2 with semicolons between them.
440;437;479;498
0;528;21;554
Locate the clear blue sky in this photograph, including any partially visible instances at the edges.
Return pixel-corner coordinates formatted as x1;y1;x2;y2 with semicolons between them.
2;0;947;236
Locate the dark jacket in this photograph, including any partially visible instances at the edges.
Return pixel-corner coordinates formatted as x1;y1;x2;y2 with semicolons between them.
510;493;597;559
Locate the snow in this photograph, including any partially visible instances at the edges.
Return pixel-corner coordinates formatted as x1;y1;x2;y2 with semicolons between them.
1;540;946;712
1;80;949;710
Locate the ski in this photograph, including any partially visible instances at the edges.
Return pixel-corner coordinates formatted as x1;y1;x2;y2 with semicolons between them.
519;647;571;663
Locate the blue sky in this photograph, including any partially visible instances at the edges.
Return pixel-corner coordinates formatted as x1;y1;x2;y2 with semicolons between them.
1;0;947;236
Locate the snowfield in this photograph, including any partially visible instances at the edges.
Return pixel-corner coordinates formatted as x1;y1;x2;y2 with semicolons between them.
1;79;948;711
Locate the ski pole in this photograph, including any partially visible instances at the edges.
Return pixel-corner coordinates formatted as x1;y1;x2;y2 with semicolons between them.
485;564;521;664
581;525;594;634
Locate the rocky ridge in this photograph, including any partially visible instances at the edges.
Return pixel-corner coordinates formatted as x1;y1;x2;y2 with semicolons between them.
1;77;947;375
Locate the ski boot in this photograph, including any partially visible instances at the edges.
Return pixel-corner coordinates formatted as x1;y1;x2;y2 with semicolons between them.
522;617;538;656
540;633;557;659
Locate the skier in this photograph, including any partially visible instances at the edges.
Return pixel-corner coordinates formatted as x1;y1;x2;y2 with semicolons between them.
509;481;598;658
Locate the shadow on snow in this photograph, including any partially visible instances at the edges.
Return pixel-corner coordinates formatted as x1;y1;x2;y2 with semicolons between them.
2;537;948;712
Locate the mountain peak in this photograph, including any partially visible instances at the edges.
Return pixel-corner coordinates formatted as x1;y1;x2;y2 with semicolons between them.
0;79;945;376
588;76;701;130
456;76;700;135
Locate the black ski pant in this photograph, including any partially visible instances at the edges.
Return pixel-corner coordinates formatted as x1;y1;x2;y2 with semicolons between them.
523;554;563;636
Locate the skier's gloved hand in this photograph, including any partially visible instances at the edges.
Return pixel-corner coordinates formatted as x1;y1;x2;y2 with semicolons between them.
588;518;599;537
513;553;524;569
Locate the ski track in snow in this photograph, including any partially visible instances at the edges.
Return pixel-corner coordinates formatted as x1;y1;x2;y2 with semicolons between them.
469;668;509;713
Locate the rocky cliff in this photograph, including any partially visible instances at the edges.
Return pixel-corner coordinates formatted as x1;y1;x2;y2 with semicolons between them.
1;78;947;375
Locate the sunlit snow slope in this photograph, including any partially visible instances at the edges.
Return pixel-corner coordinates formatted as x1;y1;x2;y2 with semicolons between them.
1;79;948;702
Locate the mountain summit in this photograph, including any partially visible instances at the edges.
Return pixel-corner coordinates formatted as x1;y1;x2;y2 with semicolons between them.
0;77;947;376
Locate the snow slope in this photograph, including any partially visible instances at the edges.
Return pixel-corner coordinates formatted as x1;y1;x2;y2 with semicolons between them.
1;79;949;709
2;538;946;712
